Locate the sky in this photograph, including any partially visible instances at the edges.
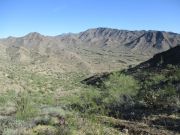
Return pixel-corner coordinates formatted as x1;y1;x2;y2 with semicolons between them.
1;0;180;38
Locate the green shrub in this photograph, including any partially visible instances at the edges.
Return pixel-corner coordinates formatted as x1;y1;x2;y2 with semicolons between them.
103;72;139;105
70;72;140;117
174;69;180;81
15;92;39;120
70;86;105;114
31;92;56;105
150;74;166;84
26;125;59;135
0;90;17;106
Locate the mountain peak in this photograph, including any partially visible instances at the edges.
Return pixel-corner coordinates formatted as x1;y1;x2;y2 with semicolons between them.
24;32;43;39
24;32;44;40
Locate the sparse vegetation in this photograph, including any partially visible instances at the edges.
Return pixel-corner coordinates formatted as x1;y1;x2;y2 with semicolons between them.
0;44;179;134
15;91;39;120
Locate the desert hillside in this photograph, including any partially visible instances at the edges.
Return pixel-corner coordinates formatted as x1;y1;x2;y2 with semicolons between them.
0;28;179;135
0;28;180;74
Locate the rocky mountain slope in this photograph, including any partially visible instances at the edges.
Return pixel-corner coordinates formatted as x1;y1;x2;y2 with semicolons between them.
83;45;180;86
0;28;180;73
81;45;180;135
133;45;180;69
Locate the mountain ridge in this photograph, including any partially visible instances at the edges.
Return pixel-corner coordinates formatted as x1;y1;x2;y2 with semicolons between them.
0;27;180;73
2;27;180;40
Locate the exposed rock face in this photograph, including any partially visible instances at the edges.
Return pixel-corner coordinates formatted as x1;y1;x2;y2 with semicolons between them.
77;28;180;52
0;28;180;73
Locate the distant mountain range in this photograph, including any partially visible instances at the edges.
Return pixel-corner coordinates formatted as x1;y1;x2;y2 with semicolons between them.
0;28;180;73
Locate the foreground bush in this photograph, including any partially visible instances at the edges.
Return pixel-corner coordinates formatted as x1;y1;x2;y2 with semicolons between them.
15;92;39;120
70;72;140;117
